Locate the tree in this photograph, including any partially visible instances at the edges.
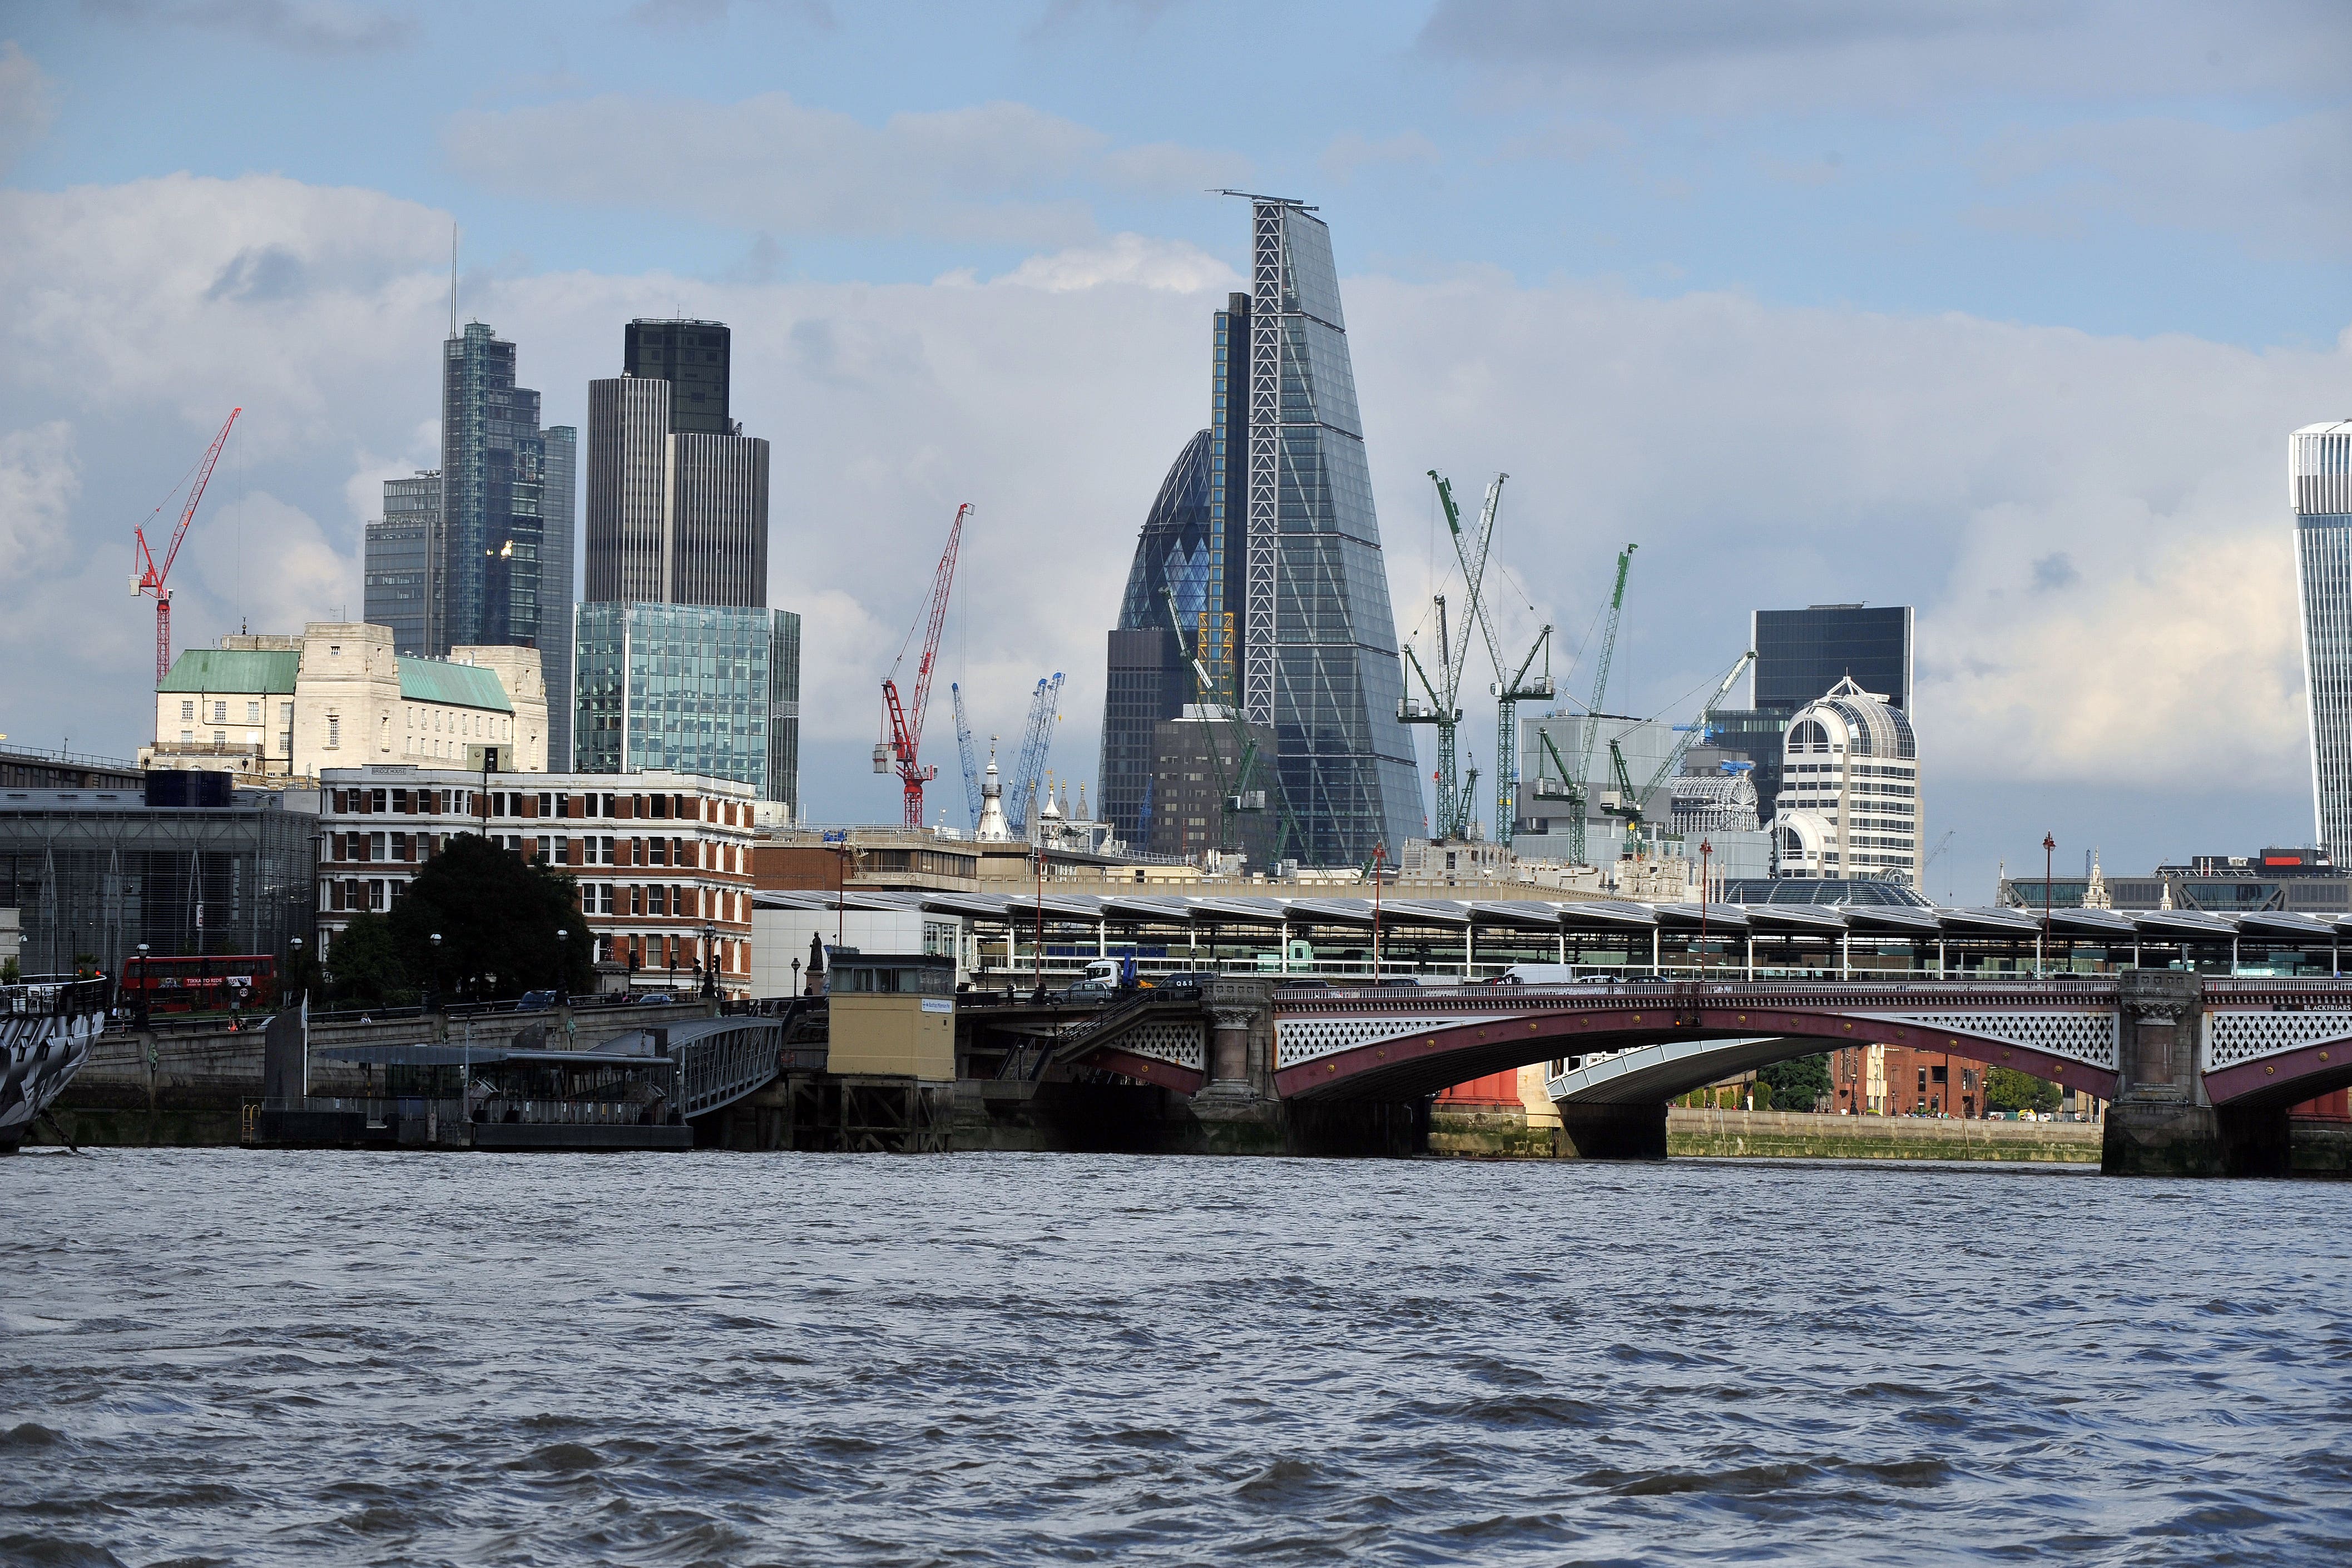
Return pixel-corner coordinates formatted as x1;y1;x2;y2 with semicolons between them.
387;833;593;1001
1984;1067;2061;1114
325;912;408;1006
1757;1053;1831;1113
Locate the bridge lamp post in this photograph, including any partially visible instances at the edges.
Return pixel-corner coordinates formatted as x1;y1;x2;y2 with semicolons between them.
1699;839;1712;976
2041;832;2056;979
1371;841;1385;980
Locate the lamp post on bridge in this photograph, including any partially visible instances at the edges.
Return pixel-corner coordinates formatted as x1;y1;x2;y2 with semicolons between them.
1371;840;1385;980
1699;838;1712;976
2041;832;2056;979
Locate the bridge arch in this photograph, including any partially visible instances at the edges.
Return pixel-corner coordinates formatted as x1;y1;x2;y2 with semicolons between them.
1269;984;2122;1105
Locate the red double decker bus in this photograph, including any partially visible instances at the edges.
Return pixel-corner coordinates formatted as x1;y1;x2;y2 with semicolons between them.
120;954;279;1015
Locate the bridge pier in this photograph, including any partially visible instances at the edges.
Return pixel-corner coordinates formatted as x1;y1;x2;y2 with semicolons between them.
2100;971;2269;1177
1554;1101;1667;1161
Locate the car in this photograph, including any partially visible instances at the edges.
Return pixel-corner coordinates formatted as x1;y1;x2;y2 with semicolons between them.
1375;976;1422;989
1274;977;1331;993
1062;979;1116;1005
1156;970;1206;991
515;990;559;1012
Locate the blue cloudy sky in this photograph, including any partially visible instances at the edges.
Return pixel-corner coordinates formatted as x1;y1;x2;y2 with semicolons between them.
2;0;2348;895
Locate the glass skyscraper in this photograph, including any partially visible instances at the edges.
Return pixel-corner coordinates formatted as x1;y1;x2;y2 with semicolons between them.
574;602;801;812
1097;200;1419;866
1751;604;1913;712
362;470;442;656
2295;419;2352;850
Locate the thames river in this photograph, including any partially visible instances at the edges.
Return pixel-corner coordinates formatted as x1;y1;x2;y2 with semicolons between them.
4;1150;2349;1565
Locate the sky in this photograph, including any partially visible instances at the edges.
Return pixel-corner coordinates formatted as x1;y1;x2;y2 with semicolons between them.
1;0;2348;900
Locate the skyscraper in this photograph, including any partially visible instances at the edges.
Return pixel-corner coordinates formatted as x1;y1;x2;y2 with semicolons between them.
1096;200;1418;866
439;322;565;664
1100;432;1214;843
2295;419;2352;850
578;318;793;807
587;320;768;608
540;426;577;768
362;470;442;656
1751;604;1913;712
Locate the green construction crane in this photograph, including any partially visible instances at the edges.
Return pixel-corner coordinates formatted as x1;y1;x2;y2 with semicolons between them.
1397;594;1465;839
1427;468;1554;848
1489;624;1553;846
1568;544;1637;863
1161;583;1303;866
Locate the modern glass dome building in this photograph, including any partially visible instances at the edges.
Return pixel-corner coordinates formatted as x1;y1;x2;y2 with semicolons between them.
1771;676;1922;885
2295;418;2352;852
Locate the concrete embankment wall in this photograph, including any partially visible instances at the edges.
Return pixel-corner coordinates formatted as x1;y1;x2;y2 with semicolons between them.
1666;1108;2101;1164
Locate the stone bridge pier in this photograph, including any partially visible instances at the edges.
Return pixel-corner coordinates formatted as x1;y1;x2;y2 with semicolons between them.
2105;972;2286;1178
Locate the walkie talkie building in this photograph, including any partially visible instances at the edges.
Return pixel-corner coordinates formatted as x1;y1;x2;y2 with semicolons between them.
1098;199;1420;867
2295;418;2352;851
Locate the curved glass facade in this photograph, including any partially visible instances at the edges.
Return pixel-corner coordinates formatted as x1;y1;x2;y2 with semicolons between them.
2295;420;2352;851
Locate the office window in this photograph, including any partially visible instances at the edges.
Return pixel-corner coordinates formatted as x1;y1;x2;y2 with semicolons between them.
180;700;195;721
180;730;193;745
211;701;226;723
213;731;225;747
245;701;261;723
327;714;341;748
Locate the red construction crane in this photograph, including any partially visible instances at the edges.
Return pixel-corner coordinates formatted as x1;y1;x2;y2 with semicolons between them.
877;503;971;829
133;407;242;684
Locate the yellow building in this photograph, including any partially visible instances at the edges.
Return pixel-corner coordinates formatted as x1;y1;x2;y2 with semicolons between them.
824;952;955;1082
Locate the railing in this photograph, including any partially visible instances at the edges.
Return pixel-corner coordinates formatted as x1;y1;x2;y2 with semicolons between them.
3;976;113;1018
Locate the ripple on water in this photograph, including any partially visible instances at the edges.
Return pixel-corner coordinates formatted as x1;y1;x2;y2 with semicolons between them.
1;1152;2350;1566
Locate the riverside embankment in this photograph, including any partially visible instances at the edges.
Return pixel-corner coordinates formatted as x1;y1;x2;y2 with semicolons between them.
1666;1107;2100;1163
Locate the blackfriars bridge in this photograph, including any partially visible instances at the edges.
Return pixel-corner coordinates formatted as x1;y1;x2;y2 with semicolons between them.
1026;969;2351;1174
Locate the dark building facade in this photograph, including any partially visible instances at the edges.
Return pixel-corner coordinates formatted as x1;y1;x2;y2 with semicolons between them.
587;320;768;611
439;323;566;662
1148;713;1279;867
1099;431;1217;844
1752;604;1913;712
363;470;442;657
1096;202;1419;866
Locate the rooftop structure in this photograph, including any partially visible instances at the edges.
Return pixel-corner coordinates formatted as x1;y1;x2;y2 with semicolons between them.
1771;676;1921;885
143;622;548;785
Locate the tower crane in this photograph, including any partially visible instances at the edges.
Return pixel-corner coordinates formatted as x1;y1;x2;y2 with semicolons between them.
1409;471;1508;842
1529;544;1636;865
132;407;241;684
1429;469;1553;847
1007;673;1064;836
1598;650;1756;831
877;503;970;830
1162;583;1303;862
952;682;982;828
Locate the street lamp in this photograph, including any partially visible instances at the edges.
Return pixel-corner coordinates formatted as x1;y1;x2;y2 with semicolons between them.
2041;832;2056;979
429;931;443;1013
286;935;302;1009
1699;838;1712;976
134;942;150;1026
702;921;719;1000
556;927;569;1008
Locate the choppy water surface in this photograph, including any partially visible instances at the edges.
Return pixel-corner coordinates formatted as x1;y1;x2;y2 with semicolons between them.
4;1152;2351;1566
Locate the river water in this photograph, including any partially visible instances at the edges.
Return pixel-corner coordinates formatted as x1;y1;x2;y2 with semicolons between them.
4;1150;2350;1566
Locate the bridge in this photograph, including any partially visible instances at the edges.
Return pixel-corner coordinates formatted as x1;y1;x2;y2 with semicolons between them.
1039;970;2352;1174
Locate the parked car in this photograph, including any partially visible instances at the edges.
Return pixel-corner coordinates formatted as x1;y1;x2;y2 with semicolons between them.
515;990;559;1012
1062;979;1116;1005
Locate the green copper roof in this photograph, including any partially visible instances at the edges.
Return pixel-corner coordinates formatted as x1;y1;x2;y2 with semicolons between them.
397;657;512;713
156;648;300;694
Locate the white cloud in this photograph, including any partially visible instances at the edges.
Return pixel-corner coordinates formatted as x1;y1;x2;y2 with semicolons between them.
0;422;80;574
0;43;56;178
991;234;1239;294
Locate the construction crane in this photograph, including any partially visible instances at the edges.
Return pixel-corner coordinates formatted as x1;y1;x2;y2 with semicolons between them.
951;682;982;828
1006;673;1064;836
1161;584;1302;862
876;503;970;830
1429;469;1553;847
1536;544;1636;866
132;407;241;684
1599;650;1756;832
1409;471;1509;842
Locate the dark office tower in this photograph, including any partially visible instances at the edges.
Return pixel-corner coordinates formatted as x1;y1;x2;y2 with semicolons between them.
540;425;577;767
438;322;562;663
1752;604;1913;712
587;319;768;609
625;318;731;435
1726;603;1914;822
363;470;442;656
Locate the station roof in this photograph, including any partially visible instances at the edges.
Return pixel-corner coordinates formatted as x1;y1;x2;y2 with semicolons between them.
748;889;2352;942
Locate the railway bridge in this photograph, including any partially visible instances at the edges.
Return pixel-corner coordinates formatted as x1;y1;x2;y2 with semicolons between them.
1056;971;2352;1175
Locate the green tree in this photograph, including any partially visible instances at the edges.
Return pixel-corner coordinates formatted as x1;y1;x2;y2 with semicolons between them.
387;833;592;1002
1757;1053;1831;1113
325;912;408;1006
1984;1067;2061;1114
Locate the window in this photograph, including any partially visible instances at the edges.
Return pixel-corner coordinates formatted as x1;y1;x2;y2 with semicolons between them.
211;701;226;723
245;701;261;723
327;714;340;748
1917;1068;1928;1095
180;730;192;745
180;700;195;721
213;731;226;747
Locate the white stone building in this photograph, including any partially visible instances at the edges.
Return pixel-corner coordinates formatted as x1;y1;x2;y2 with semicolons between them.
1771;677;1923;885
144;622;547;785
